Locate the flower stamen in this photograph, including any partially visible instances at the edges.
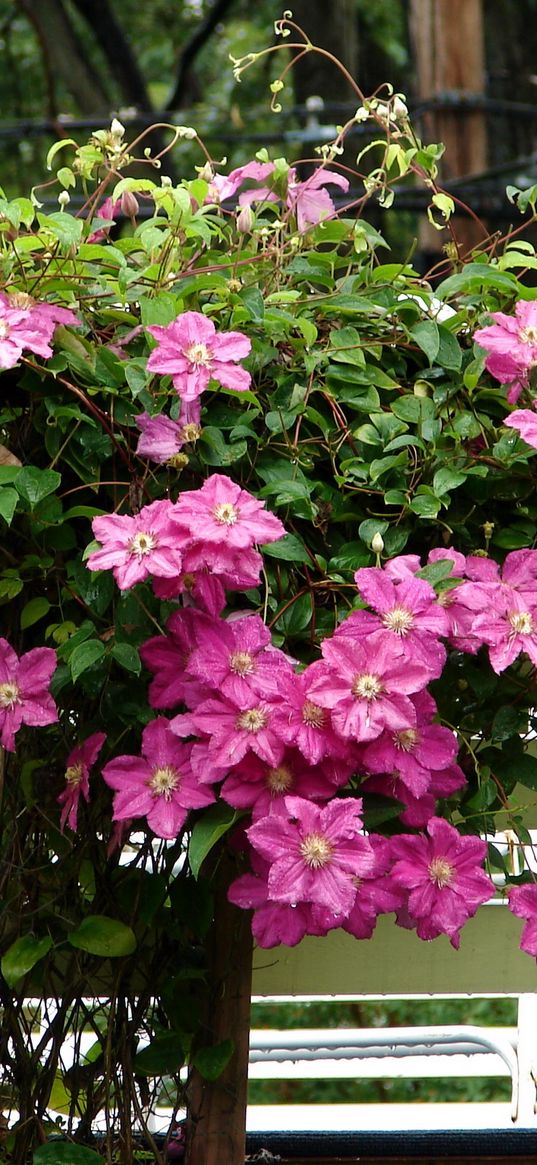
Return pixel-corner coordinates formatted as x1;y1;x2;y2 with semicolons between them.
300;832;333;869
351;672;383;700
266;765;293;794
429;856;454;888
302;700;326;728
213;501;239;525
148;765;180;800
0;681;20;709
128;530;158;558
382;606;415;635
236;707;267;733
229;650;255;676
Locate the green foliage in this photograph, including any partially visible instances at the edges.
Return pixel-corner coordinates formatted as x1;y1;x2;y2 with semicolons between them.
1;26;537;1160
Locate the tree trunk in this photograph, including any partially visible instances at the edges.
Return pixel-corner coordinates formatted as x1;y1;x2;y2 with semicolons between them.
289;0;359;109
185;845;253;1165
17;0;112;115
409;0;487;257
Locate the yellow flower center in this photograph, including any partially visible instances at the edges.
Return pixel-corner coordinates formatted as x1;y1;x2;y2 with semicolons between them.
300;832;333;869
9;291;34;310
266;765;293;794
236;707;267;733
184;341;211;366
509;610;534;635
128;530;157;558
0;681;20;709
213;501;239;526
229;650;255;676
519;325;537;344
394;727;420;752
302;700;326;729
0;320;11;340
148;765;180;800
428;856;454;889
181;423;202;443
65;762;84;786
351;672;384;700
382;606;414;635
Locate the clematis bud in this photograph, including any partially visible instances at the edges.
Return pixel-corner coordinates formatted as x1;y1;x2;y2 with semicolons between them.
58;190;70;209
371;532;384;555
120;190;139;219
236;205;254;233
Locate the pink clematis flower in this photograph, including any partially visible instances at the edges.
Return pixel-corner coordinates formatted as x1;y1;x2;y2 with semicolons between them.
286;166;350;231
353;567;449;672
470;589;537;673
228;849;332;948
307;630;431;742
389;817;494;947
186;613;290;704
271;661;354;767
172;473;285;550
0;292;79;369
342;835;405;939
135;413;186;463
146;311;251;402
0;639;58;751
182;693;285;777
504;406;537;450
208;160;276;204
140;607;214;710
474;301;537;403
247;795;375;915
101;717;214;840
87;499;183;590
508;883;537;957
362;690;460;799
58;731;106;832
220;747;342;820
237;164;349;231
86;196;122;243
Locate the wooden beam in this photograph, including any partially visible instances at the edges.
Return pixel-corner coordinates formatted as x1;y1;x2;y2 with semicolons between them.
252;906;537;997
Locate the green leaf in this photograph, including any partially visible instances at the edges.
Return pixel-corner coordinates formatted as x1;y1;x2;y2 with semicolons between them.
491;751;537;791
260;533;311;564
239;286;264;321
0;465;21;485
1;934;53;988
134;1032;185;1076
411;320;440;365
16;467;61;508
193;1038;234;1081
40;212;83;248
20;597;51;630
275;592;312;637
432;467;467;495
0;487;18;525
409;491;441;517
437;325;462;370
188;804;240;879
491;706;528;743
416;559;455;586
68;915;136;957
111;643;141;675
70;640;105;684
33;1143;103;1164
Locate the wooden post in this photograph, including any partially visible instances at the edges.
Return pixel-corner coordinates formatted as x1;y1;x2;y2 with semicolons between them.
185;845;253;1165
409;0;487;258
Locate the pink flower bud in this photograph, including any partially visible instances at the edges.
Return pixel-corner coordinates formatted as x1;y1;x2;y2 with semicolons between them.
120;190;139;219
236;205;254;233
